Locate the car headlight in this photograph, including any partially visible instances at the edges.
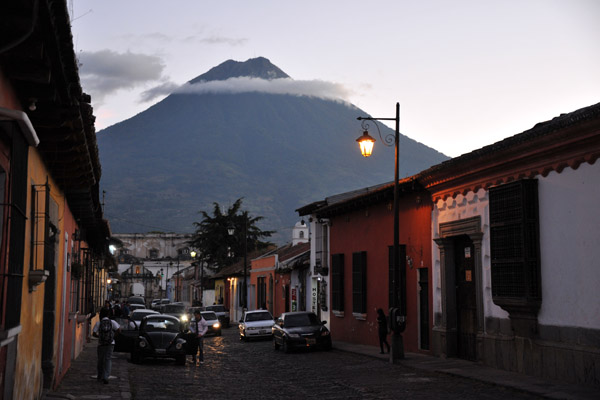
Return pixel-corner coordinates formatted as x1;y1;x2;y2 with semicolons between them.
287;333;301;338
321;329;330;336
180;315;189;322
213;322;221;329
175;342;183;350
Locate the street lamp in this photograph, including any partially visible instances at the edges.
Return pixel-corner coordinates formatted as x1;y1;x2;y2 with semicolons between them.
190;250;202;306
228;221;247;311
356;102;406;360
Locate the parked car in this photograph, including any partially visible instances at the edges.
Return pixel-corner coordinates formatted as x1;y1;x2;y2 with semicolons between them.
115;314;194;365
239;310;275;341
129;309;159;326
128;304;146;312
272;311;332;353
154;298;171;312
128;296;145;308
162;303;189;328
205;304;230;328
197;311;221;336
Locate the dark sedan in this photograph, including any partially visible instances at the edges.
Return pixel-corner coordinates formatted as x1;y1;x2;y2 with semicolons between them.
117;314;195;365
272;311;332;353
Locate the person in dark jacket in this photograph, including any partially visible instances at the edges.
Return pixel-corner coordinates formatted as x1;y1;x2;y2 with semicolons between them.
377;308;390;354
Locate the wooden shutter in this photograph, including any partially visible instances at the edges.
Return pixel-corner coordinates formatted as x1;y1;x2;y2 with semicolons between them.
331;253;344;311
352;251;367;314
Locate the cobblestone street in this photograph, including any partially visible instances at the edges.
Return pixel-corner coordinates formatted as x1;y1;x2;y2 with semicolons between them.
122;327;541;400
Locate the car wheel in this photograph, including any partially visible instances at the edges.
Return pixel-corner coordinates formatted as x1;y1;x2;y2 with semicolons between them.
283;338;290;354
216;329;222;336
273;338;280;350
324;339;333;351
176;355;186;366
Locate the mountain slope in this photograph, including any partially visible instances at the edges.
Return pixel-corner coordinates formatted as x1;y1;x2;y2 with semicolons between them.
97;58;448;242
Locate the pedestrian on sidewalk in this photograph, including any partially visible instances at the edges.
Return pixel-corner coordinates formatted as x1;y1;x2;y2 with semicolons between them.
93;308;121;383
377;308;390;354
190;310;208;364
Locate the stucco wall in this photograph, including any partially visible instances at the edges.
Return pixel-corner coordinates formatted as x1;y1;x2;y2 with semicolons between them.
432;188;509;325
538;162;600;329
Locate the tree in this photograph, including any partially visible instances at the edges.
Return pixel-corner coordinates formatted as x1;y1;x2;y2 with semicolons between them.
190;198;275;271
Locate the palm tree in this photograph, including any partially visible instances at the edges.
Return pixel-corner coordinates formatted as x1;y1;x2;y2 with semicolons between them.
189;198;274;271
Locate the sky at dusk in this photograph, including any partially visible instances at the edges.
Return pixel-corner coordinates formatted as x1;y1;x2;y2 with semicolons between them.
69;0;600;157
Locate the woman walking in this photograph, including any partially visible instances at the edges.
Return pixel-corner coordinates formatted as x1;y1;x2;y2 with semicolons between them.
377;308;390;354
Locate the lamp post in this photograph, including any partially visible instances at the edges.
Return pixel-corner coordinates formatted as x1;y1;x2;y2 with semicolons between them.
356;102;406;360
190;250;202;306
228;220;247;311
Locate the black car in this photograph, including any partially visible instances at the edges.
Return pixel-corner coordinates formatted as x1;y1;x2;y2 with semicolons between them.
114;314;195;365
272;311;332;353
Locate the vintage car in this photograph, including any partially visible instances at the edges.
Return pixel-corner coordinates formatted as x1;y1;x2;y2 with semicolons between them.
114;314;195;365
272;311;332;353
239;309;275;341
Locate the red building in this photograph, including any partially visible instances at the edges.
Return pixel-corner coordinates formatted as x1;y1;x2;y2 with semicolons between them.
250;242;310;316
311;180;433;353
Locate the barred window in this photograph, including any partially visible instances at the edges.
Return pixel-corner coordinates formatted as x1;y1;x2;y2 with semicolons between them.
490;179;541;303
352;251;367;314
331;254;344;311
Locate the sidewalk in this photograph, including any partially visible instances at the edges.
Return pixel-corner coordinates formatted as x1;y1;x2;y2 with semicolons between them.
333;341;599;400
43;337;131;400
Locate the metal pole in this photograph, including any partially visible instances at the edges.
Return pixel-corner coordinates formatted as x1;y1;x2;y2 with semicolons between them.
243;219;247;311
391;102;405;361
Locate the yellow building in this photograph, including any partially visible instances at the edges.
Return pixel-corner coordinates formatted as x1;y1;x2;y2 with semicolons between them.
0;1;111;398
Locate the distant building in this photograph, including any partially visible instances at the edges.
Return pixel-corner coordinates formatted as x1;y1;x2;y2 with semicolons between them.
113;233;195;304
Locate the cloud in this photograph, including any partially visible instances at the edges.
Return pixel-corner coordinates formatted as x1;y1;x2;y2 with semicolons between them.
139;81;182;103
175;77;352;101
198;36;248;46
79;50;166;101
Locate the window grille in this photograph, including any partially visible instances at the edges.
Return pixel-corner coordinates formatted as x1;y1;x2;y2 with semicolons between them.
331;253;344;311
352;251;367;314
490;179;541;305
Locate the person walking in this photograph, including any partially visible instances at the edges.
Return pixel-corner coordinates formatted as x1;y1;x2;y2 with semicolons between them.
93;308;121;383
377;308;390;354
190;310;208;365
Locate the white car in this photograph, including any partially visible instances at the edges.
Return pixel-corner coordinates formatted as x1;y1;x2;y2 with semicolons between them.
239;310;275;341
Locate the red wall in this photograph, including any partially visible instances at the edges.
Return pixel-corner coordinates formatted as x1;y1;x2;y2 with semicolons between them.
328;192;433;353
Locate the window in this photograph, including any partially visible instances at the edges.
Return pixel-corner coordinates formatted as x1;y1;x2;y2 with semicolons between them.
331;254;344;311
149;248;159;259
489;180;541;314
352;251;367;314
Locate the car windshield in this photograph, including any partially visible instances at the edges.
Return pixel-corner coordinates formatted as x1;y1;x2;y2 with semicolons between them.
144;316;180;332
163;305;185;313
206;305;226;312
285;313;319;327
201;312;217;321
246;312;273;322
128;297;144;304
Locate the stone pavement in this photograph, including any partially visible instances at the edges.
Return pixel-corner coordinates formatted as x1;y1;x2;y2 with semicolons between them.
45;336;598;400
333;342;599;400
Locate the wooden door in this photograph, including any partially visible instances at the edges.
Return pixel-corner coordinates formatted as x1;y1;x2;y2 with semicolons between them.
454;235;477;360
